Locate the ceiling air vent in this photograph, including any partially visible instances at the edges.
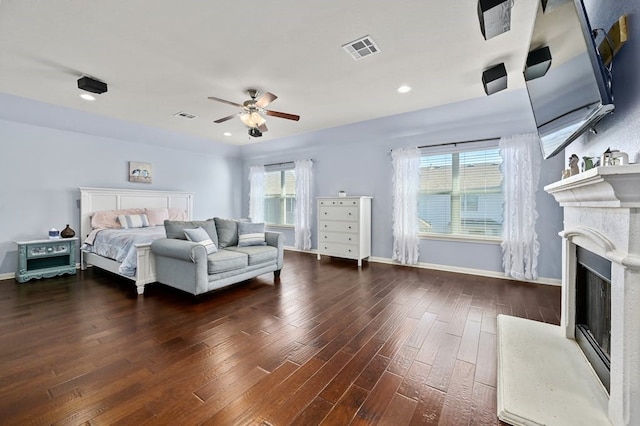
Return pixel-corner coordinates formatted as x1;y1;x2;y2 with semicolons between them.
173;111;197;120
342;35;380;61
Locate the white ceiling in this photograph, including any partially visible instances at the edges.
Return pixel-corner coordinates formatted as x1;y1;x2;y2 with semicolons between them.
0;0;541;146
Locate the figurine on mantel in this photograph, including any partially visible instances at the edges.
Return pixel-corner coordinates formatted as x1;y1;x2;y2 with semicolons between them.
569;154;580;176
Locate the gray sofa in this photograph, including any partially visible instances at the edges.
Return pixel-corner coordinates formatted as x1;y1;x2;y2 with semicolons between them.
150;217;284;295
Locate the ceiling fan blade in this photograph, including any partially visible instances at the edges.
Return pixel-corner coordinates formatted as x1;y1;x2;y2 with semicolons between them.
258;123;268;132
207;96;243;108
265;109;300;121
213;113;239;123
255;92;277;108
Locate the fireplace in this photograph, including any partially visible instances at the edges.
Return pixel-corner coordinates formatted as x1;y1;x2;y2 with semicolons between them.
575;246;611;391
497;164;640;426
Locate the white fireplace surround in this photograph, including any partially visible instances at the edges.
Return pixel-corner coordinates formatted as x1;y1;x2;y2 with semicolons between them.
497;164;640;426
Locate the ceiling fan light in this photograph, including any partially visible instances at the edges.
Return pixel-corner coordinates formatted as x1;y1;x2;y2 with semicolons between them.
240;111;266;128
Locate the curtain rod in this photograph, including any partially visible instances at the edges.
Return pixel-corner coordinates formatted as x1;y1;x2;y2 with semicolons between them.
417;137;500;150
263;159;313;167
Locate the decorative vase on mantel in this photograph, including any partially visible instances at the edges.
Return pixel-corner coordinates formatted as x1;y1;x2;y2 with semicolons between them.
60;224;75;238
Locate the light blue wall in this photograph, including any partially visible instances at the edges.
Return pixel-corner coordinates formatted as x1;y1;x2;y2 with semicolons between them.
568;0;640;162
241;90;565;280
0;94;243;275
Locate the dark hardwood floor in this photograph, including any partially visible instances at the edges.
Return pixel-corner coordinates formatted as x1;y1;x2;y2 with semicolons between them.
0;251;561;425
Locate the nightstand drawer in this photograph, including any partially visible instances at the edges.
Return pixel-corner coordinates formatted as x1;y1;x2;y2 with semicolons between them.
27;243;70;258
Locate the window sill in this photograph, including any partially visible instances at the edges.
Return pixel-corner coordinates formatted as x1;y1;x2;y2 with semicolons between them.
418;233;502;244
265;224;295;230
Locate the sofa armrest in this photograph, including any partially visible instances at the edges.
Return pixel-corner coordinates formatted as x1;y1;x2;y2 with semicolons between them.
265;231;284;270
151;238;208;263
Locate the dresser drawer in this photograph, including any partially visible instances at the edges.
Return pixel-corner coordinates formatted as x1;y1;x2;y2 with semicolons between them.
319;231;358;244
318;206;359;221
318;198;360;207
318;221;358;233
318;242;359;258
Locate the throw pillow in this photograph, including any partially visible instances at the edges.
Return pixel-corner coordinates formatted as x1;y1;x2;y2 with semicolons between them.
237;222;266;247
184;227;218;254
145;208;169;226
164;219;218;246
117;214;150;229
214;217;240;248
91;208;145;229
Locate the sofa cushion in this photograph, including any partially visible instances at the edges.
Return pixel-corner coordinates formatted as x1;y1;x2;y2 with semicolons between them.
226;245;277;266
184;227;218;254
164;219;218;246
214;217;240;249
207;249;248;274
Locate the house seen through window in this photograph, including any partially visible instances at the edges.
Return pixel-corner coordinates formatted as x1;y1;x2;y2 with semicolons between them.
264;168;296;225
419;147;503;237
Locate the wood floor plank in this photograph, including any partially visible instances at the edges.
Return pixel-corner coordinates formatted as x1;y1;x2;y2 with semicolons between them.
378;393;418;426
352;371;403;425
438;360;475;425
0;251;560;425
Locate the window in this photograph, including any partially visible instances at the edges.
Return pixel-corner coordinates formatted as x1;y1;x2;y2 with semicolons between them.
264;168;296;225
418;147;503;238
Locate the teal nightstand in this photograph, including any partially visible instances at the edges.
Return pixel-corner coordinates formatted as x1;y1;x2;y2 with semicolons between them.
15;238;78;283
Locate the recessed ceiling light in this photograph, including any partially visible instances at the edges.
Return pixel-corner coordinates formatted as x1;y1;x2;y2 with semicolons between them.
223;132;232;137
80;93;96;101
397;85;412;94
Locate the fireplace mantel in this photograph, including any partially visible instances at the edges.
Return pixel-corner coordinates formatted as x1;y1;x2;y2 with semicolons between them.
498;163;640;426
544;164;640;208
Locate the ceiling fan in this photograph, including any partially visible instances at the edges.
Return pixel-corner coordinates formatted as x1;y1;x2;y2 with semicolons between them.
208;89;300;137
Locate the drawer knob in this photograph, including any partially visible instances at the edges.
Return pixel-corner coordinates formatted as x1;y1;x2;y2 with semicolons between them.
324;212;327;215
348;249;352;252
348;226;352;229
324;236;327;238
324;225;327;228
348;212;352;215
348;237;352;241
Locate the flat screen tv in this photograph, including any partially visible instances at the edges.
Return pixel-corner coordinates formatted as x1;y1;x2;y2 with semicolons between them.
524;0;614;159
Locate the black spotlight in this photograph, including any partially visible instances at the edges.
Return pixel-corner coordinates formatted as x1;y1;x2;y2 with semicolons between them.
478;0;512;40
248;127;263;138
482;63;507;95
77;76;108;94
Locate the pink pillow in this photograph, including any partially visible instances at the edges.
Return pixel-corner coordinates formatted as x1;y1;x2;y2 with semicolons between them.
91;208;145;229
145;208;169;226
168;208;188;221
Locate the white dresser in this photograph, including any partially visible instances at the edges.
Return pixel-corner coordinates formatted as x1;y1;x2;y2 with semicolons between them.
317;196;372;267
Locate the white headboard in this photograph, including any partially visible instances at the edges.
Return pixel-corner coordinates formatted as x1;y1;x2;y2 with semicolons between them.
79;187;194;240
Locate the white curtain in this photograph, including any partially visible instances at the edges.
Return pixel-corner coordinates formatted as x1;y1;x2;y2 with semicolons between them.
248;165;265;223
391;147;421;265
499;133;542;280
294;159;313;250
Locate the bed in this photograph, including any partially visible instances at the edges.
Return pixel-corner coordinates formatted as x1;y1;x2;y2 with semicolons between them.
79;187;194;294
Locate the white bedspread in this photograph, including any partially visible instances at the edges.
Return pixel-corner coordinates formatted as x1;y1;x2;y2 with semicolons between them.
82;226;166;276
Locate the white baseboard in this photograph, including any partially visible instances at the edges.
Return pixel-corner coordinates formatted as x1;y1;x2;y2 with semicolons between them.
0;272;14;281
369;256;561;286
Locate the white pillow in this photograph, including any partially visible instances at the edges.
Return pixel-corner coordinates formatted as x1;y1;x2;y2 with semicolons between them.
184;227;218;254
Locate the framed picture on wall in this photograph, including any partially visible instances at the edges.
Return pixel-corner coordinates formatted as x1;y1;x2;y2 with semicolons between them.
129;161;152;183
